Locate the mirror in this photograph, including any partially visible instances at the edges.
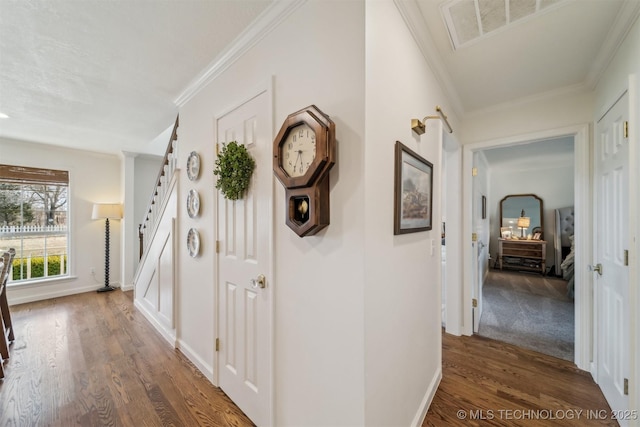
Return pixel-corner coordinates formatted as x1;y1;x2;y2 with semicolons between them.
500;194;544;239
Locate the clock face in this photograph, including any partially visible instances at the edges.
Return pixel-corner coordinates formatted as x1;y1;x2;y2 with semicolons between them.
280;123;316;178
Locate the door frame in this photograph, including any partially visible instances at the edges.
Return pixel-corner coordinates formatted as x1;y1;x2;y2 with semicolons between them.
631;72;640;422
459;123;592;370
594;74;639;416
212;77;275;425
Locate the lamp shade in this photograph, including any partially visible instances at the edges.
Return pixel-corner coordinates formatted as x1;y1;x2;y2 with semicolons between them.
92;203;122;220
517;216;530;229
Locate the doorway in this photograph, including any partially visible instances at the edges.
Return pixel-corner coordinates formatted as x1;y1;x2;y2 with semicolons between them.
215;87;274;426
460;124;592;370
474;138;576;361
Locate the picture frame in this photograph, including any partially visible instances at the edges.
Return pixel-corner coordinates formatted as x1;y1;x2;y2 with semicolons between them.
394;141;433;235
532;232;542;240
500;227;512;239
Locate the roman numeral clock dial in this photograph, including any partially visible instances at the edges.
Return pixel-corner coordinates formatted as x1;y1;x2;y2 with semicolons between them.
273;105;336;237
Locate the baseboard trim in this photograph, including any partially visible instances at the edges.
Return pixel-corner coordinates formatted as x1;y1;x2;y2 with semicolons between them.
177;338;215;384
7;283;108;305
134;299;177;347
411;366;443;427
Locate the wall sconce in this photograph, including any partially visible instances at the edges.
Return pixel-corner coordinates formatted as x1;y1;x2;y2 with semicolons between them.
411;105;453;135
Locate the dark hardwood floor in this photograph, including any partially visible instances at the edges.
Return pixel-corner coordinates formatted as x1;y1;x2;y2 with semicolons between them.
424;333;616;426
0;290;254;427
1;290;615;426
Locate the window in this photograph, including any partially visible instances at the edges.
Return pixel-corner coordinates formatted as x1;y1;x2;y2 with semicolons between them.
0;164;69;283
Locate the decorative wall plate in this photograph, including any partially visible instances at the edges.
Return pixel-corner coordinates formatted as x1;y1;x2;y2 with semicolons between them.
187;189;200;218
187;151;201;181
187;228;200;257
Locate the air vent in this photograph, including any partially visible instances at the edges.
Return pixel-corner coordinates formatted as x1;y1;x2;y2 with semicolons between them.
441;0;566;50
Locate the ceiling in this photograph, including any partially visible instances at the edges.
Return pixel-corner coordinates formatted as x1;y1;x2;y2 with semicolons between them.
0;0;637;155
413;0;636;114
0;0;274;155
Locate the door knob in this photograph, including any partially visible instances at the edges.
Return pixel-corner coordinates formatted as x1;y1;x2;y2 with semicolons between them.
589;264;603;275
250;274;266;289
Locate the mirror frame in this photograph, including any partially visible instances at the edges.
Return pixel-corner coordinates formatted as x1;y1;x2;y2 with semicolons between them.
499;193;544;239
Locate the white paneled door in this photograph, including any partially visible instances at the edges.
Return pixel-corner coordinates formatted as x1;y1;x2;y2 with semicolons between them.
594;91;630;424
216;90;272;426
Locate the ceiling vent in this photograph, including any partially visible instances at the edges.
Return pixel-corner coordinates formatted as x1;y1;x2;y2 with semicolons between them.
441;0;566;50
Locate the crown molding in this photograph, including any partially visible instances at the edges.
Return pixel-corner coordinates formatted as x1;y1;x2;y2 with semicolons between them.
393;0;465;119
174;0;306;107
584;0;640;90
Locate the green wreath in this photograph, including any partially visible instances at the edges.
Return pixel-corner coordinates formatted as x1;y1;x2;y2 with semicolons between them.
214;141;256;200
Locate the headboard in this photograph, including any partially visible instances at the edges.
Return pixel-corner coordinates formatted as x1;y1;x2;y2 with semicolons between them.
555;206;574;269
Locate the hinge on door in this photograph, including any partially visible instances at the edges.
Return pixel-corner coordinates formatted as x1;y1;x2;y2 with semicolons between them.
216;338;220;352
623;121;629;138
471;233;478;242
472;298;478;308
215;240;220;253
624;250;629;266
472;167;478;176
624;378;629;395
216;143;220;156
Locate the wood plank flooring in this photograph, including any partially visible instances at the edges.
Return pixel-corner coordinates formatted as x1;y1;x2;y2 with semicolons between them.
1;290;616;426
424;333;616;426
0;290;254;427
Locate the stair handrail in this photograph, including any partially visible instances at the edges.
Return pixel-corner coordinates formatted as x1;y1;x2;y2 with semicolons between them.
138;116;179;258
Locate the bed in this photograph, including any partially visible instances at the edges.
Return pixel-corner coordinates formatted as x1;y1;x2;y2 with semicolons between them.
555;206;574;297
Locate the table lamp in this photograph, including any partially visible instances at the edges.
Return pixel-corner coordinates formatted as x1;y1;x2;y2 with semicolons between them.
517;216;530;239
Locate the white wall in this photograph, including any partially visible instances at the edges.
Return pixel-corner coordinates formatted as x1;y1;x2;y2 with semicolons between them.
364;2;446;425
594;12;640;116
460;91;594;145
175;1;451;424
1;137;122;304
177;1;367;425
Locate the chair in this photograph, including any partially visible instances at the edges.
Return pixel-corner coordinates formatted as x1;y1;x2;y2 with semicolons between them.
0;248;16;378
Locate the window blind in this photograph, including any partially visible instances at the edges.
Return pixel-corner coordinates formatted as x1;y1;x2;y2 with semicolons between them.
0;164;69;185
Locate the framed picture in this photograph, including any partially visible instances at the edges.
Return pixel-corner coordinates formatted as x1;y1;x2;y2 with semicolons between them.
394;141;433;235
500;227;512;239
532;232;542;240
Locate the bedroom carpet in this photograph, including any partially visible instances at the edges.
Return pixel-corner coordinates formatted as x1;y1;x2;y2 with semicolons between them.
478;269;574;361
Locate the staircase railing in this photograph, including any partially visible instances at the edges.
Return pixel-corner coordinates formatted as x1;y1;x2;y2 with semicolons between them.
138;116;179;259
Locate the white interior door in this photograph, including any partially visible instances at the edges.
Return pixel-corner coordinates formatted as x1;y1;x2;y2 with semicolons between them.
217;90;272;426
594;91;629;422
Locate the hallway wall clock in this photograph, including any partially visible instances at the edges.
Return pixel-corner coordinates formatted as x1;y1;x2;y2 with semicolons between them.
273;105;336;237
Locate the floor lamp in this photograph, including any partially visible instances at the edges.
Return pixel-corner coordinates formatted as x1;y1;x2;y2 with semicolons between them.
92;203;122;293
